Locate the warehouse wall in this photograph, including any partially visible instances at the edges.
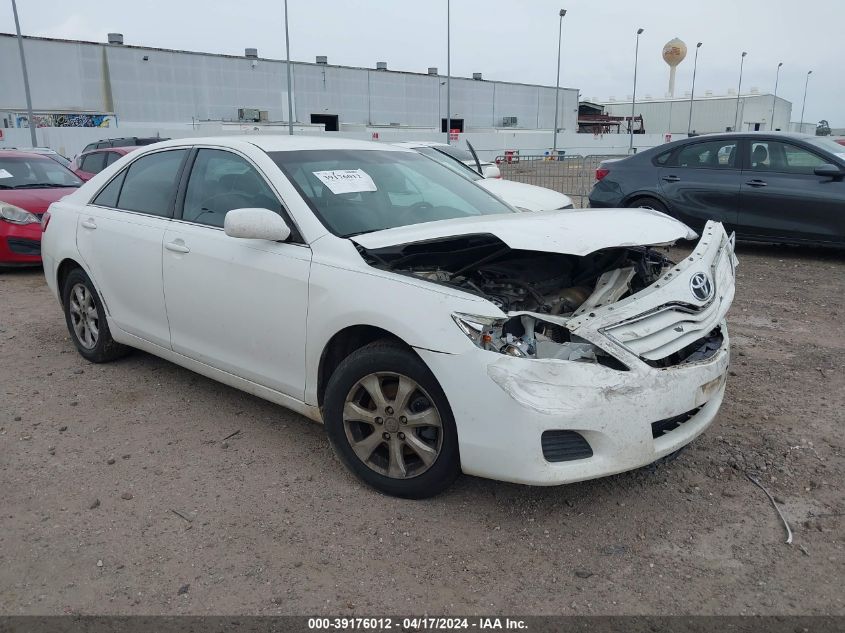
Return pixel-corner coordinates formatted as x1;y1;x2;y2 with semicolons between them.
603;95;792;134
0;34;578;131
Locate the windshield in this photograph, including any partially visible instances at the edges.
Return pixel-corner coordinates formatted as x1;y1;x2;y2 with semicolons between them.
0;156;83;189
47;154;72;168
270;149;513;237
807;137;845;159
413;146;483;181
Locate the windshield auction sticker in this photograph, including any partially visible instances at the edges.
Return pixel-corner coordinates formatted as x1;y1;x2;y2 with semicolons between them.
313;169;377;194
0;169;14;178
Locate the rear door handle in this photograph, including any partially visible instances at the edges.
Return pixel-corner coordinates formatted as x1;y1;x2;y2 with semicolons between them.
662;175;681;183
165;240;190;254
81;218;97;230
746;179;767;187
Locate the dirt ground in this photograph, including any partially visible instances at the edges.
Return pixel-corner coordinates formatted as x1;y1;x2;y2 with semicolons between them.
1;242;843;616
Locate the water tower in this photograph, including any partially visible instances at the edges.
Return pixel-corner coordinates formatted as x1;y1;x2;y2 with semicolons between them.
662;37;687;97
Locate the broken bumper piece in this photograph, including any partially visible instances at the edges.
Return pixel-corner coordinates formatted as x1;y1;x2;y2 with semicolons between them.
415;221;736;486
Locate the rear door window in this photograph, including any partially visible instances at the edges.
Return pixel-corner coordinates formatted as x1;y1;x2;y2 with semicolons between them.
80;152;107;174
92;171;126;208
673;140;738;169
105;151;123;167
115;149;187;217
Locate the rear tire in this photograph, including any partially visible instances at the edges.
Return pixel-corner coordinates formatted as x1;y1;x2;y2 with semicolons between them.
324;341;460;498
627;197;669;214
61;268;129;363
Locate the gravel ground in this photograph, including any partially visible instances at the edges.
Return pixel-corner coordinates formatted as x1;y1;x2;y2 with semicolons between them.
1;242;843;616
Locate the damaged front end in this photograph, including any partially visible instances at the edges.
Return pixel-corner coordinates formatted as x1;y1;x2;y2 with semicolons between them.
358;220;736;371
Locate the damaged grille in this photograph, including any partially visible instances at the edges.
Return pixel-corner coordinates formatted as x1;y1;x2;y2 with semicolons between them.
644;326;723;368
651;407;702;439
602;239;734;363
541;430;593;462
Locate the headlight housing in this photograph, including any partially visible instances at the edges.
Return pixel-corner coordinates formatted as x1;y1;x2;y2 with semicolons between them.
452;311;626;368
0;203;40;225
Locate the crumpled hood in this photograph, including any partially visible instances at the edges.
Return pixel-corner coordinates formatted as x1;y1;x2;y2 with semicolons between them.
0;187;78;214
352;208;698;256
477;178;572;212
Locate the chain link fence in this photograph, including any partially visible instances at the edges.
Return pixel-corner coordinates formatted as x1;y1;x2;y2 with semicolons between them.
494;153;626;207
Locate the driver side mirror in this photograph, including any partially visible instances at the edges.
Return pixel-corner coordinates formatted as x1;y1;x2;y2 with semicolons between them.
224;208;291;241
814;163;844;180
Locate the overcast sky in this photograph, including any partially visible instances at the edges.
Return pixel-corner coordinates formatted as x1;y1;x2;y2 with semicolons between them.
3;0;843;127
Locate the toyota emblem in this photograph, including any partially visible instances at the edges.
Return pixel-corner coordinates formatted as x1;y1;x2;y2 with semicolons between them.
690;272;713;302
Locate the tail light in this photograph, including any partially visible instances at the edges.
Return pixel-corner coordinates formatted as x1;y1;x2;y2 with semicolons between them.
595;166;610;181
41;210;51;233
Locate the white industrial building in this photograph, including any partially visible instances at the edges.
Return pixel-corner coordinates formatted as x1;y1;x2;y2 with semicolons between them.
601;92;792;136
0;33;579;133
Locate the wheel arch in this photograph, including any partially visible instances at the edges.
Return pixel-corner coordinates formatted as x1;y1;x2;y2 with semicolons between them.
56;258;86;306
316;324;411;408
622;191;670;209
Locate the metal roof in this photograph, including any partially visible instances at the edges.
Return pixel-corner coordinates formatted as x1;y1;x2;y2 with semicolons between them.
0;32;578;92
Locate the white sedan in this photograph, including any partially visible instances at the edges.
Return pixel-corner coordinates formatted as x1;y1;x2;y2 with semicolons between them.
394;141;574;212
41;136;736;498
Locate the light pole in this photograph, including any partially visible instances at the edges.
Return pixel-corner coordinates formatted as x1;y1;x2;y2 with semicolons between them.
686;41;702;135
11;0;37;146
770;62;783;131
733;51;747;132
799;70;812;131
629;28;644;153
446;0;451;144
552;9;567;157
283;0;294;135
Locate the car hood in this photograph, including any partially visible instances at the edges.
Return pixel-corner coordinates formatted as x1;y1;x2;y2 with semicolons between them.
352;208;698;256
476;178;572;211
0;188;78;214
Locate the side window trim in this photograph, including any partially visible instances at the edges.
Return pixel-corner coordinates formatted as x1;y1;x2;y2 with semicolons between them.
670;140;740;170
89;169;127;210
87;147;191;217
173;146;304;243
745;140;829;175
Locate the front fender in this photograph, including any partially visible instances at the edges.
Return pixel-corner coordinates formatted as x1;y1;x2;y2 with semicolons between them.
303;258;495;405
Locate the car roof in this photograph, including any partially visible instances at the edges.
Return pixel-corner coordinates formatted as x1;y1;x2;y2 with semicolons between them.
148;135;414;153
81;146;135;155
694;131;815;141
0;149;56;160
393;141;448;149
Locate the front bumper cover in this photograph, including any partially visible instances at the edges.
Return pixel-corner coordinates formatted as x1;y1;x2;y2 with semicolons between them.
417;221;736;486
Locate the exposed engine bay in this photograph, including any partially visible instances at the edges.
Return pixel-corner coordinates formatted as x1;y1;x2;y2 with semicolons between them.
358;234;676;366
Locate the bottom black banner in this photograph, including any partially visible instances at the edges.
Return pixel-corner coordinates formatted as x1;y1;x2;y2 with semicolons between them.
0;616;843;633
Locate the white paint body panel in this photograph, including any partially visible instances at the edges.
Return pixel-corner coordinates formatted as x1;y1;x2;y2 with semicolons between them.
75;206;172;348
352;207;697;256
41;135;735;487
476;178;572;211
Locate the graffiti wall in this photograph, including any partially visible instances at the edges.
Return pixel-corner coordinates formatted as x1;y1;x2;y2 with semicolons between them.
12;113;116;128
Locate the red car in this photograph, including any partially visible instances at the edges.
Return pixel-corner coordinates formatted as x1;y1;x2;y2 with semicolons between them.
0;151;82;267
69;146;136;181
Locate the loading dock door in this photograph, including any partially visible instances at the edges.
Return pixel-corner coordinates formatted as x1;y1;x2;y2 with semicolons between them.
441;118;464;133
311;114;339;131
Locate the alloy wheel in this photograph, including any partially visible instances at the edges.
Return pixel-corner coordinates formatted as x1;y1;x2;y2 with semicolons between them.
68;283;99;349
342;372;443;479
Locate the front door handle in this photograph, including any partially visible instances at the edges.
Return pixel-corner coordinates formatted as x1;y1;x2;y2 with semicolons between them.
165;240;190;254
81;218;97;230
746;179;767;187
662;175;681;183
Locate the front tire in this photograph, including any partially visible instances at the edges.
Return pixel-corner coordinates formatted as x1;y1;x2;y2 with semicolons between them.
61;268;129;363
324;342;460;498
